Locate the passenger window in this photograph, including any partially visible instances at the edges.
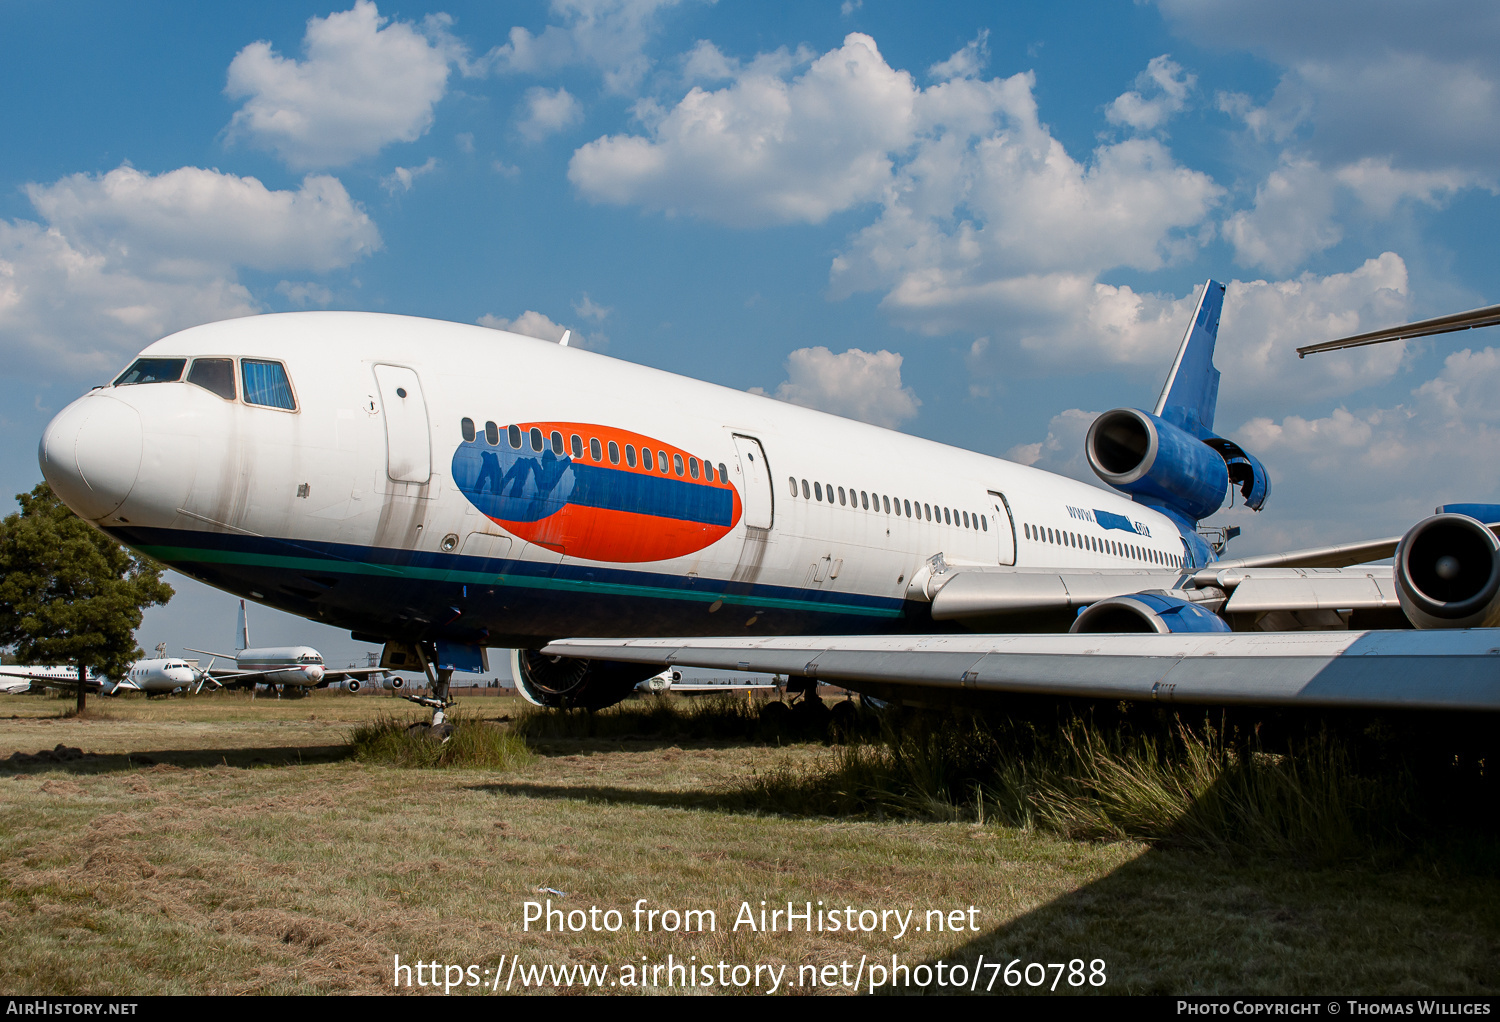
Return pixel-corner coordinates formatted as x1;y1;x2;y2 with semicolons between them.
704;462;715;482
571;434;583;459
838;486;846;506
904;499;912;517
924;503;931;521
963;511;970;528
788;476;798;496
719;463;728;482
802;479;810;499
689;458;700;479
508;425;522;449
485;421;499;446
943;507;951;525
626;445;637;467
659;451;669;473
186;358;235;400
814;482;823;501
242;359;296;410
673;453;684;476
861;491;869;510
981;516;987;532
550;431;564;455
461;418;476;442
114;357;186;386
640;447;651;470
530;427;543;452
590;437;602;461
608;441;620;464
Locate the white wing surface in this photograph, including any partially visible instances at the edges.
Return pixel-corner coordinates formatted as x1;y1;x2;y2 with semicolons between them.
543;630;1500;712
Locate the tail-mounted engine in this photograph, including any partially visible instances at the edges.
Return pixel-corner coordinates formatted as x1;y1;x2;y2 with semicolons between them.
1394;513;1500;629
1086;408;1270;522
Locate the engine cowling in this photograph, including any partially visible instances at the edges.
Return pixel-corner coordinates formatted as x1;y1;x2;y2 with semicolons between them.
512;648;661;709
1071;591;1232;634
345;678;361;694
1395;513;1500;629
1087;409;1230;521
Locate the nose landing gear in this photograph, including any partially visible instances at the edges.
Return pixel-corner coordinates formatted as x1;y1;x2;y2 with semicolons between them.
402;642;455;738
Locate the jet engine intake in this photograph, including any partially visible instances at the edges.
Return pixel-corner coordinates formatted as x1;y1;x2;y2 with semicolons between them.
1071;591;1232;634
1086;409;1230;522
1395;513;1500;629
511;648;661;709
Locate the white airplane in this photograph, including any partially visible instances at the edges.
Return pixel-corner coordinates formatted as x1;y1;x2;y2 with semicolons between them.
0;659;202;696
187;600;395;694
33;281;1500;724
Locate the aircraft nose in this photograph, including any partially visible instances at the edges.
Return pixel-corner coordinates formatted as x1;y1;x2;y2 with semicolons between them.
39;395;144;520
307;666;326;683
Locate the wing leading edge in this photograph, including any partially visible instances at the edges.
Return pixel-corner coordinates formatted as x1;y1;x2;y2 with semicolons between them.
543;631;1500;712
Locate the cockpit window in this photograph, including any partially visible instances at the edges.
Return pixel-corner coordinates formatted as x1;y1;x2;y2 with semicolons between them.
114;358;186;387
297;653;322;664
186;358;236;400
241;359;297;411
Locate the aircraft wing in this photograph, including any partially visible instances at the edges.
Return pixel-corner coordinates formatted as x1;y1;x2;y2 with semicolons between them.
919;564;1400;624
543;630;1500;712
320;667;393;683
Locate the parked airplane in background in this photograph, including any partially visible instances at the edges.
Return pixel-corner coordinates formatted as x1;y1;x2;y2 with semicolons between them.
34;282;1500;723
0;658;202;696
633;666;779;696
187;600;394;694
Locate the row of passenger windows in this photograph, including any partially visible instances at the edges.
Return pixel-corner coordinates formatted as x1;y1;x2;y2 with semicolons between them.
1023;522;1182;569
788;476;989;532
112;356;297;411
460;418;726;482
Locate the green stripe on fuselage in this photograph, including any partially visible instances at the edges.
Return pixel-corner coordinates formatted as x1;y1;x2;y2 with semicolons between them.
136;543;903;619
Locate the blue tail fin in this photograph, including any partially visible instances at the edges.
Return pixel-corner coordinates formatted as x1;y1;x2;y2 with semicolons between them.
1153;280;1225;441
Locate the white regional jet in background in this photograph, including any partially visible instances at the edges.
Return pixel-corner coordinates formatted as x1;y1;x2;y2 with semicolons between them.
33;282;1500;725
187;600;396;694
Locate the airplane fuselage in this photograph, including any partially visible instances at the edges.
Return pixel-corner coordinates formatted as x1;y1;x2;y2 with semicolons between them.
40;313;1202;651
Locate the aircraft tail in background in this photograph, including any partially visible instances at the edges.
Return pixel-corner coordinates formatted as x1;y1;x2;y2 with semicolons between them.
236;599;249;654
1153;279;1226;441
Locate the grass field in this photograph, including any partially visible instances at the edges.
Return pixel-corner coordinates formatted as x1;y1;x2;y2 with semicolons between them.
0;689;1497;996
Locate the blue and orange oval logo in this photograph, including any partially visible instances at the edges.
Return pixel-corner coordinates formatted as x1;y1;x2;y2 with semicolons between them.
452;422;742;562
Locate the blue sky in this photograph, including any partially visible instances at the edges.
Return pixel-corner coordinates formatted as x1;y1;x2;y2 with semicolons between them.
3;0;1499;662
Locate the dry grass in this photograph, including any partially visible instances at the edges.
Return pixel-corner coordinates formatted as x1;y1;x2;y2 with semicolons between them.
0;690;1496;995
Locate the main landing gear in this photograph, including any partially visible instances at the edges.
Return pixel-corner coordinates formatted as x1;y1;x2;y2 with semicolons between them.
402;642;455;739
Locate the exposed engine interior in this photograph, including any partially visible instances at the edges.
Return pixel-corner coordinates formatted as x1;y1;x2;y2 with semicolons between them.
511;648;662;709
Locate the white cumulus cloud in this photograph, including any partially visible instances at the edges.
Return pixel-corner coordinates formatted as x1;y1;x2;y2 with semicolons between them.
478;308;606;351
1105;54;1195;132
752;346;920;428
483;0;687;95
517;87;584;142
1;165;379;376
570;33;920;226
27;165;379;276
225;0;452;169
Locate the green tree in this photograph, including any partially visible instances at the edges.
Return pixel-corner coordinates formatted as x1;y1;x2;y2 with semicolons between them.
0;483;174;711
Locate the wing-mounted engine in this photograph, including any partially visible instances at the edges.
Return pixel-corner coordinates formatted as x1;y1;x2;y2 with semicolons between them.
1394;513;1500;629
1085;408;1270;522
1070;590;1231;634
511;648;662;709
